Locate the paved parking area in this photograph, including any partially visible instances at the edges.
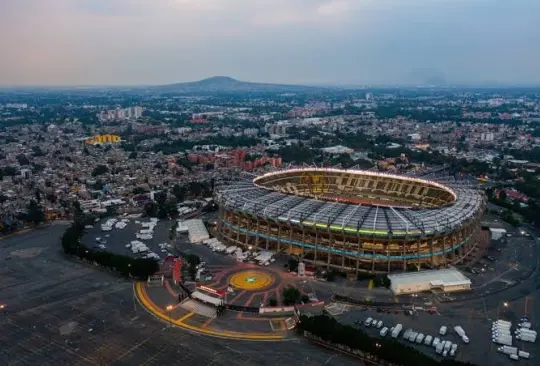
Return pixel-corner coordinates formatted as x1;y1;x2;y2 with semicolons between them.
81;218;174;260
444;227;538;303
0;225;358;365
175;240;238;267
335;304;538;366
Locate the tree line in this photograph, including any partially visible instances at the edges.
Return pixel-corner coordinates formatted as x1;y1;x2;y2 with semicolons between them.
298;314;476;366
486;188;539;229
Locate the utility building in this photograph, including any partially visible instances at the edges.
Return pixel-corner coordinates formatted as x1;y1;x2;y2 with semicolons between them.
388;268;471;295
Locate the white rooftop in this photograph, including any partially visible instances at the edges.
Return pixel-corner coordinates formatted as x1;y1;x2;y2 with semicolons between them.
388;268;471;287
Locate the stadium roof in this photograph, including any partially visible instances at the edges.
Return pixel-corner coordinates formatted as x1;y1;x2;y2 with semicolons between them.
216;168;485;238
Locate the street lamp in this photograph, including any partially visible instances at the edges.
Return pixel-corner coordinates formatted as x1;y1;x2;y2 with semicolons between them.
0;304;6;324
503;302;509;308
166;305;174;328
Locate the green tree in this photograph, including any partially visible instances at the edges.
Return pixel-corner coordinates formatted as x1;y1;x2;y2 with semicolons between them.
1;166;17;176
282;287;301;305
16;154;30;165
133;186;147;195
144;202;158;217
176;158;193;171
32;146;46;157
26;200;45;226
92;164;109;176
154;191;167;206
287;258;299;272
172;184;186;201
373;274;391;288
186;254;201;267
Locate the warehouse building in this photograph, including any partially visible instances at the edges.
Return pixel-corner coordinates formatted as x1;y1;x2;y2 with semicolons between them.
388;268;471;295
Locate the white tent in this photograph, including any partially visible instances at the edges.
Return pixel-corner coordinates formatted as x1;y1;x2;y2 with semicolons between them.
184;219;210;243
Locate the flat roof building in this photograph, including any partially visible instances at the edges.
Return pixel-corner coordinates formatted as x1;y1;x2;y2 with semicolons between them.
388;268;471;295
489;227;507;241
183;219;210;243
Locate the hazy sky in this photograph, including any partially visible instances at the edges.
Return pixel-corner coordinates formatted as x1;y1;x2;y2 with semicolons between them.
1;0;539;86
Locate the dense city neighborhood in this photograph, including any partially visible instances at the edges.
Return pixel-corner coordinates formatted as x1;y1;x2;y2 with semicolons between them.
2;81;540;366
2;84;540;234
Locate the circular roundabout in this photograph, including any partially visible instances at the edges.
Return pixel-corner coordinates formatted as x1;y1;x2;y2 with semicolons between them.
229;270;274;291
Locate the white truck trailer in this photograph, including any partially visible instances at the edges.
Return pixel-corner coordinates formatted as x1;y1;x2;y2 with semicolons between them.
493;336;512;346
454;326;466;337
498;346;518;355
391;324;403;338
517;333;537;342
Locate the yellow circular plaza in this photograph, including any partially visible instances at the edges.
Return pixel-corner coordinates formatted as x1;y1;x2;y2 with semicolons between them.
229;271;274;291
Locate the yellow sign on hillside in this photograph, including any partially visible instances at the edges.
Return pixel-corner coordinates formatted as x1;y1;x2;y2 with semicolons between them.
85;134;121;145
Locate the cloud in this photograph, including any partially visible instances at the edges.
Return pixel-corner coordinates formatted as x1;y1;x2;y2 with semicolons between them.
0;0;539;86
316;0;350;16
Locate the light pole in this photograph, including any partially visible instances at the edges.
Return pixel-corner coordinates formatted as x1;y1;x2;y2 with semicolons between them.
412;285;420;313
0;304;6;324
166;305;173;328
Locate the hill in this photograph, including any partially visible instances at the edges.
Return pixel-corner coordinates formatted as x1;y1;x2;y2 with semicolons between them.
152;76;325;93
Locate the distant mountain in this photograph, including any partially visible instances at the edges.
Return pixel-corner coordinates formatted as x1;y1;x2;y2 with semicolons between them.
152;76;326;93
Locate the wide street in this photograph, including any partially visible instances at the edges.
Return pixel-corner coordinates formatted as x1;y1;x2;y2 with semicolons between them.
0;224;356;365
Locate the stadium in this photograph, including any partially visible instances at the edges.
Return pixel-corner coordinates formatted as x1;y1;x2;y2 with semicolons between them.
215;168;486;273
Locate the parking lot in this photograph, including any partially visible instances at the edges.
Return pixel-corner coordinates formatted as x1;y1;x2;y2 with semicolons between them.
176;239;238;267
0;225;357;366
445;226;538;303
335;303;538;366
81;216;175;260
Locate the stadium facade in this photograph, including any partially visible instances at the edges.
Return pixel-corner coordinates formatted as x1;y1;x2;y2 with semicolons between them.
215;168;486;273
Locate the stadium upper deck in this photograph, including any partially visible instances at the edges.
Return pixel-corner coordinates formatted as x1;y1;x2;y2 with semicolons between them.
216;168;484;239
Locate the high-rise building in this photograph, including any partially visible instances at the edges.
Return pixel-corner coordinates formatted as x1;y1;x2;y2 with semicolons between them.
128;106;144;119
97;106;144;122
116;109;125;120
